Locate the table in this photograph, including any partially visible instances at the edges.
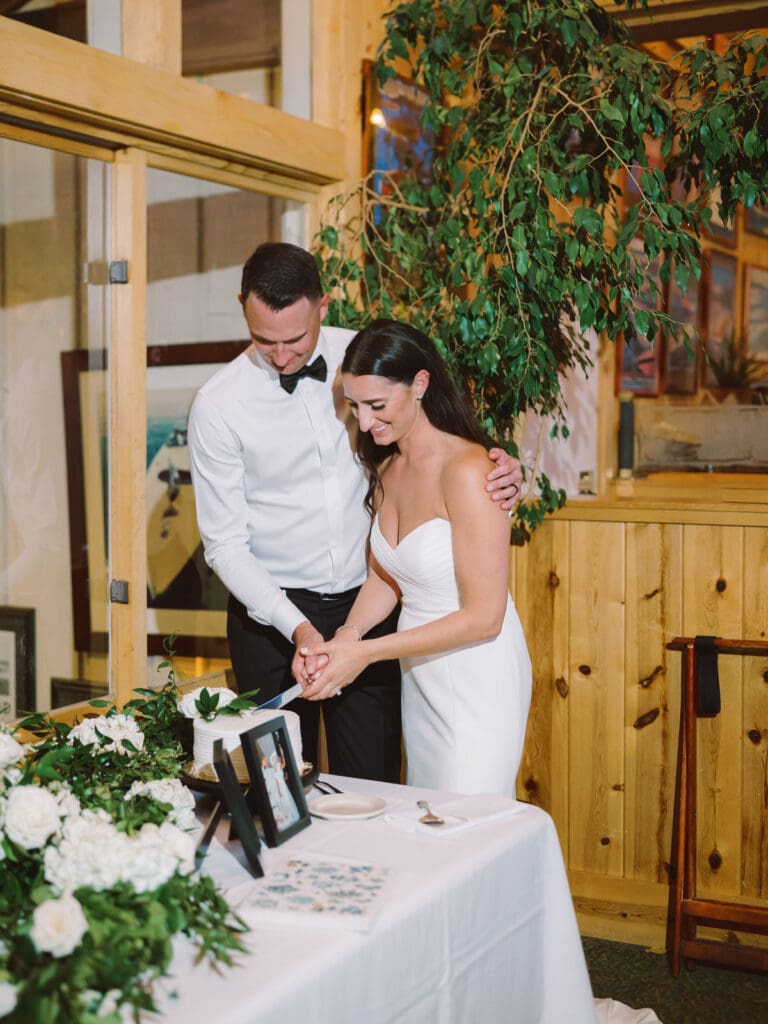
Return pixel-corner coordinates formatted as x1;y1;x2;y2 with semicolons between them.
153;776;597;1024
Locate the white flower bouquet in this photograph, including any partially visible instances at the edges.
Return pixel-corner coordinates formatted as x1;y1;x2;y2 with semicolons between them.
0;652;247;1023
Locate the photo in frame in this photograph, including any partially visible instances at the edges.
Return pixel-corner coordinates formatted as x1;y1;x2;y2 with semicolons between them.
61;341;245;658
241;715;311;848
703;252;737;388
745;265;768;358
211;739;264;878
0;606;35;722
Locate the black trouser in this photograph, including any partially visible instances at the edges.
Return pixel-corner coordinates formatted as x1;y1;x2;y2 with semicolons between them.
227;589;402;783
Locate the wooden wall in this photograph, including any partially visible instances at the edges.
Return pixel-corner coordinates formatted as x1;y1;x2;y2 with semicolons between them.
511;494;768;944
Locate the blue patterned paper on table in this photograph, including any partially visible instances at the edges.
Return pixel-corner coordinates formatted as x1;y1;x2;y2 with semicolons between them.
231;858;393;932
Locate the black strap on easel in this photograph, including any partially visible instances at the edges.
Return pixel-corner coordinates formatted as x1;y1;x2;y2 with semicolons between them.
694;635;721;717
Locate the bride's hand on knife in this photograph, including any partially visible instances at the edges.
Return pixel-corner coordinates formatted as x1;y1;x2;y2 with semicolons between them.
299;638;370;700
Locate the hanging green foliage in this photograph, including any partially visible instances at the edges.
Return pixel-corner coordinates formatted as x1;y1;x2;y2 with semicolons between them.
314;0;768;542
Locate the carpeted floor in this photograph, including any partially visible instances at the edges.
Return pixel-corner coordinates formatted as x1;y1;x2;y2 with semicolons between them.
582;937;768;1023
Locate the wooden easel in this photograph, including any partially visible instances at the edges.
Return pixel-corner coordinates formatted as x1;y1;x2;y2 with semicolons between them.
666;636;768;976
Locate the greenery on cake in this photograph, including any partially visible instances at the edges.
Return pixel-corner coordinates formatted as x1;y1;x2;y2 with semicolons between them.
178;684;261;724
0;640;248;1023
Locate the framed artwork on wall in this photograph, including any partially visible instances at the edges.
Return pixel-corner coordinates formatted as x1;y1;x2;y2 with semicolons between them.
664;262;701;395
745;204;768;240
0;606;35;722
745;265;768;358
616;238;662;396
361;58;434;216
703;252;737;387
61;341;245;658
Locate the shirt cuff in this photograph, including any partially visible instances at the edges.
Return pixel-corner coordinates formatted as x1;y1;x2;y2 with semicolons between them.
266;594;310;644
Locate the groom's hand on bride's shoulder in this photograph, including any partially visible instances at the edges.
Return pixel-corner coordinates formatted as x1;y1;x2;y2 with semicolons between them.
486;448;522;510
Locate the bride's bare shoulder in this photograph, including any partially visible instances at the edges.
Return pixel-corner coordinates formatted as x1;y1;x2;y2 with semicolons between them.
441;439;491;492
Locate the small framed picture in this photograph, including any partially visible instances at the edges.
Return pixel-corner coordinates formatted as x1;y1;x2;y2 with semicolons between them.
664;262;701;395
745;264;768;358
0;606;35;723
703;187;736;246
703;251;738;387
212;740;264;877
241;716;311;848
745;204;768;240
616;238;662;396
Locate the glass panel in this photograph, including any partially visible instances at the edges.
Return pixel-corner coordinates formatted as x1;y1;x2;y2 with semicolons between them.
145;167;303;667
0;138;111;717
2;0;122;56
182;0;282;106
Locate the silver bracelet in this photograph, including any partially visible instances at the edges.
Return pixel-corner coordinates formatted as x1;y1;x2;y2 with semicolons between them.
335;623;363;640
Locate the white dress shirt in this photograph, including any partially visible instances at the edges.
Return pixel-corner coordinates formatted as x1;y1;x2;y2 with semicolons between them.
187;326;370;642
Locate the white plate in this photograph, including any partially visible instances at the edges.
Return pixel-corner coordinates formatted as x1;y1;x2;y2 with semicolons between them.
308;793;387;820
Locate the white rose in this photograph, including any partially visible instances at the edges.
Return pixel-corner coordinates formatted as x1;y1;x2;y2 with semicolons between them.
68;714;145;756
177;686;238;720
0;981;18;1017
30;894;89;958
4;785;61;849
0;732;25;769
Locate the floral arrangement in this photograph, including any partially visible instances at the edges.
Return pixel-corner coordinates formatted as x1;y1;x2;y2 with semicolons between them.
0;650;248;1023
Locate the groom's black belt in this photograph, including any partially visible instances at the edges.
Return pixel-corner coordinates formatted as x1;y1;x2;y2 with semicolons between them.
286;586;360;604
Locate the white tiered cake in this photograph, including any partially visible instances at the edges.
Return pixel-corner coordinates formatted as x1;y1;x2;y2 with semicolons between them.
192;709;303;782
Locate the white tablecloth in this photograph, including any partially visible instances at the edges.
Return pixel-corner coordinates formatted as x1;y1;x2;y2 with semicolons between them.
153;776;598;1024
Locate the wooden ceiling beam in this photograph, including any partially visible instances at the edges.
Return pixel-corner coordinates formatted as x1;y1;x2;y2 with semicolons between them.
598;1;768;42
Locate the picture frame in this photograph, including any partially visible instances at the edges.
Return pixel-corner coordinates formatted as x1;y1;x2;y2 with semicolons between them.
703;187;736;247
745;265;768;358
61;341;245;658
616;238;662;396
0;606;35;723
362;58;434;214
51;677;108;709
211;739;264;878
664;262;701;395
703;252;738;387
745;204;768;240
241;715;311;848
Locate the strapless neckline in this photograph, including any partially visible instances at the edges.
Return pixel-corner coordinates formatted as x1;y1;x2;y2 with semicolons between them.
373;515;449;552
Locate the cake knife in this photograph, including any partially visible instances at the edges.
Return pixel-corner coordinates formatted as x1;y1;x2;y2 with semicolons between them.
256;681;304;711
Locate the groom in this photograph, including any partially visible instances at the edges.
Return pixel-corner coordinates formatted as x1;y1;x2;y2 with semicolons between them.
187;242;522;783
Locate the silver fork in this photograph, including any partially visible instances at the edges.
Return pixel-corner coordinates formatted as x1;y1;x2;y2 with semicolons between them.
416;799;444;825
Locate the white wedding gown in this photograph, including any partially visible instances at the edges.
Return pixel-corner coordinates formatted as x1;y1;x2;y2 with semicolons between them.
371;515;532;797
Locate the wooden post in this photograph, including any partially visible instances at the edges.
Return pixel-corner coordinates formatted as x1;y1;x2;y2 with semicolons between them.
111;148;148;705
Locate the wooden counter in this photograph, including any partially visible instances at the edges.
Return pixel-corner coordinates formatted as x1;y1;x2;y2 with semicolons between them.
511;476;768;944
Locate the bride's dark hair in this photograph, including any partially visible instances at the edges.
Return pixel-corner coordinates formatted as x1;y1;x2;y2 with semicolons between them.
341;319;494;515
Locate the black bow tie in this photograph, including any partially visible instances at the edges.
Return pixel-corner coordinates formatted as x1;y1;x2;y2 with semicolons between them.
279;355;328;394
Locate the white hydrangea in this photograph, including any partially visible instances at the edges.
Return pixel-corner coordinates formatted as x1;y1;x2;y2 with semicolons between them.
0;981;18;1018
3;785;62;850
44;810;128;893
0;731;25;769
30;894;89;958
44;808;194;895
177;686;238;720
125;778;197;832
68;714;145;756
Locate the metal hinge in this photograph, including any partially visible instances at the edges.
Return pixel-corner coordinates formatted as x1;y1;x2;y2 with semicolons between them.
108;260;129;284
110;579;130;604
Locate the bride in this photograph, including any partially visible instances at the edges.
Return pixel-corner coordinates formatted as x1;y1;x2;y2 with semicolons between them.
297;319;532;797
